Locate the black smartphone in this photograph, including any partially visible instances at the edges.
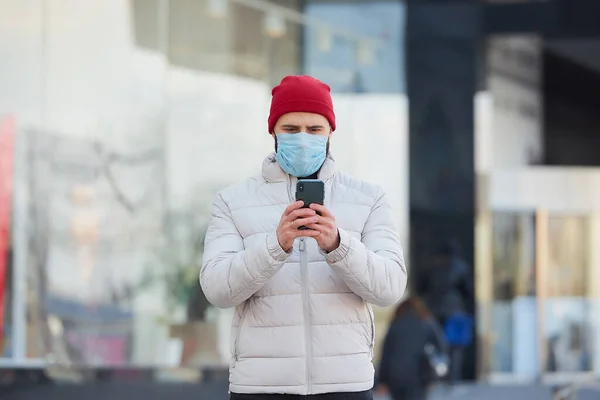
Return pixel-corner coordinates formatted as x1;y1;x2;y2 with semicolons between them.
295;179;324;230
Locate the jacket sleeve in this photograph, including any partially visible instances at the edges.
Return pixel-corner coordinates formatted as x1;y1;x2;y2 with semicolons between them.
200;192;291;309
324;188;407;307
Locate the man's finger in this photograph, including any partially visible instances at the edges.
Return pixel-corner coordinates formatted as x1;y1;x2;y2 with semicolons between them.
312;215;335;227
284;200;305;215
304;223;325;233
292;216;319;229
287;208;316;221
296;229;320;237
309;203;333;218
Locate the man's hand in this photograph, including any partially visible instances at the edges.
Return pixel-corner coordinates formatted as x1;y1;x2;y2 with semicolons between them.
276;201;320;252
305;203;340;253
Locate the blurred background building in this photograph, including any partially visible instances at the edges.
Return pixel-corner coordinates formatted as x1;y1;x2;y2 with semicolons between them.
1;0;600;399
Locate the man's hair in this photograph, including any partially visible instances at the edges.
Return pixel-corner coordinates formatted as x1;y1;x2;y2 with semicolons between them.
392;296;432;321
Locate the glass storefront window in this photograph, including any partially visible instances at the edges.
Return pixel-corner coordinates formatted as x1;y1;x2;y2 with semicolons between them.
481;210;598;379
0;0;408;370
544;216;593;373
487;212;536;374
303;0;405;94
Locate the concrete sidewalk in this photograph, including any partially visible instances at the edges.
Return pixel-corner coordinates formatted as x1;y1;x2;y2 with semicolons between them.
4;379;600;400
427;384;553;399
376;383;554;400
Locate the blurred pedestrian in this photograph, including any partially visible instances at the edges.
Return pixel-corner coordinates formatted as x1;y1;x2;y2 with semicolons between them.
416;239;474;382
201;75;407;400
376;296;448;400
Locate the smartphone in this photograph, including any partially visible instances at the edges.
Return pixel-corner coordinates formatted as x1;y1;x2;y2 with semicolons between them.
295;179;324;230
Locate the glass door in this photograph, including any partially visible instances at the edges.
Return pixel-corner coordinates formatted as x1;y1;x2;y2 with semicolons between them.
540;214;596;382
477;210;600;381
476;211;537;378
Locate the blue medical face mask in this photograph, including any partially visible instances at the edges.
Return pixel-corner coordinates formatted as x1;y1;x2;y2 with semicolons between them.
275;132;328;177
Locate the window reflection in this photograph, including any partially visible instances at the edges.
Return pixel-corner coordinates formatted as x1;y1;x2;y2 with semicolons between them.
544;216;592;373
489;212;536;374
1;0;407;370
304;0;405;93
485;212;596;376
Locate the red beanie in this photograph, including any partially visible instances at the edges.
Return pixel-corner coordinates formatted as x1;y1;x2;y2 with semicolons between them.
268;75;336;134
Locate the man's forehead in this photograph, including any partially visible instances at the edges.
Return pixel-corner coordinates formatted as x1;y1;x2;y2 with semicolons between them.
277;112;328;126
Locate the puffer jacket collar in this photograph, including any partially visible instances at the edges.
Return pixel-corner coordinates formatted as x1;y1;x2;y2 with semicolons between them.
262;152;337;183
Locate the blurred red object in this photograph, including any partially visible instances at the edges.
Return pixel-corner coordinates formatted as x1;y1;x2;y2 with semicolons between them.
0;115;15;346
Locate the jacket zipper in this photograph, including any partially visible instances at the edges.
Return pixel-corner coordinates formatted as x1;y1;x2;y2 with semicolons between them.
366;303;375;358
233;303;249;364
288;175;312;393
299;237;312;393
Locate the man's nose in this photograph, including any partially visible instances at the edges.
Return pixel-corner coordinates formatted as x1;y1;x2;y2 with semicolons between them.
298;133;310;149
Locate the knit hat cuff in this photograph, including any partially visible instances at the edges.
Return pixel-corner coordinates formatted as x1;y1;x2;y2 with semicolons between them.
268;99;336;133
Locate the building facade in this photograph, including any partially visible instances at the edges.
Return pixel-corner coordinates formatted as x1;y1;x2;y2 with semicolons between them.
1;0;600;386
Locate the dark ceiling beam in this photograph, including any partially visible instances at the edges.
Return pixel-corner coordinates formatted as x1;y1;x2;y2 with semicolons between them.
484;0;600;39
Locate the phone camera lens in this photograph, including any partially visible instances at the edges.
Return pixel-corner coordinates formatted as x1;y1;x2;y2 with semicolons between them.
298;184;304;192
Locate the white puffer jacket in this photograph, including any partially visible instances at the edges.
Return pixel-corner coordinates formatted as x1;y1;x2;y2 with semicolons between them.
200;153;407;395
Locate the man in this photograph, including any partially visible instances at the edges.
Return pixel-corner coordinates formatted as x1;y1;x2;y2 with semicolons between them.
200;75;407;399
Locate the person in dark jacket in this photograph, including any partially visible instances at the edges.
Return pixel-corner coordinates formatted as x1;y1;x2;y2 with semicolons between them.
376;296;448;400
416;239;474;382
417;240;473;325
